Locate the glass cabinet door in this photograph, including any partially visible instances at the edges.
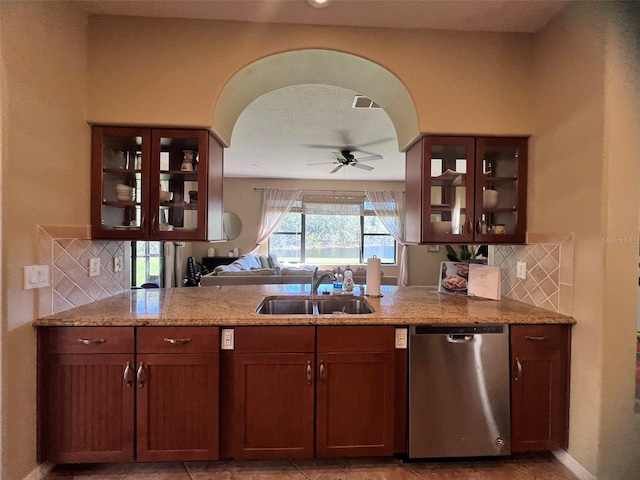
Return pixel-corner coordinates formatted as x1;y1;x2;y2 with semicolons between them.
150;129;208;240
91;127;151;239
423;137;475;243
474;137;527;243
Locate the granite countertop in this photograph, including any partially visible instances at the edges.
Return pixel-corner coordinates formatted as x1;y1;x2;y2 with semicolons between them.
33;285;574;327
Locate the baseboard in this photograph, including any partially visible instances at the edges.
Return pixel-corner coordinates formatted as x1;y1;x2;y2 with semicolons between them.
23;462;54;480
553;450;596;480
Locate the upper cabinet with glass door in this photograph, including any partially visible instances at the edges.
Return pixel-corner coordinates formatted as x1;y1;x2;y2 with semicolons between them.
91;126;224;241
405;136;527;244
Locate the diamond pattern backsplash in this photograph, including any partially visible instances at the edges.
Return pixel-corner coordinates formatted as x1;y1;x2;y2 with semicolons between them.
490;233;574;315
38;226;130;316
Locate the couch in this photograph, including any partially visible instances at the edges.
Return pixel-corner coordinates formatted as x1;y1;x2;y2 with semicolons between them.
200;253;397;286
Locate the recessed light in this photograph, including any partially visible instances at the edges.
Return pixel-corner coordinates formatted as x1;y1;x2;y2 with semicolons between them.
250;163;260;168
308;0;330;8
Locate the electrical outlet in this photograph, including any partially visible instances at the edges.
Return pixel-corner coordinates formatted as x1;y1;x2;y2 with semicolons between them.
89;258;100;277
516;261;527;280
395;328;408;349
113;256;123;272
221;329;234;350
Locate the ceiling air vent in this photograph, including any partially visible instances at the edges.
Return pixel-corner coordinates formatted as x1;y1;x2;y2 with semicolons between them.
352;95;381;109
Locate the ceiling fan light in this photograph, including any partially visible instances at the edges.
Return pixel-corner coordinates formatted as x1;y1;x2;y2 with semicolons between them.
308;0;330;9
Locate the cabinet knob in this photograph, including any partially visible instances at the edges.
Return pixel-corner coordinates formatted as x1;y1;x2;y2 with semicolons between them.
319;360;326;384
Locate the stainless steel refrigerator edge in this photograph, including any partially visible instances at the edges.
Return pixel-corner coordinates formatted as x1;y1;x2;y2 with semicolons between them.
408;325;511;458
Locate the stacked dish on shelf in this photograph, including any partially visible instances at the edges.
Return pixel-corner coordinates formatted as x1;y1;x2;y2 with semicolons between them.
115;184;135;202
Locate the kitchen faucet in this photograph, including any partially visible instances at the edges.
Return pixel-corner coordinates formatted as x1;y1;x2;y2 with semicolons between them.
311;271;337;295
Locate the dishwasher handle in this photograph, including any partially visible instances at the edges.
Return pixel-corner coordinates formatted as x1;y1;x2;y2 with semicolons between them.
446;334;474;343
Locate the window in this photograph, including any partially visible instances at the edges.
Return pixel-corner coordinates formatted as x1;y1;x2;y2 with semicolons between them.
269;196;396;264
132;241;163;287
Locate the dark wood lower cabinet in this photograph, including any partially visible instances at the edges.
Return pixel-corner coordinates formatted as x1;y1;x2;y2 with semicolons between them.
38;326;219;463
136;353;219;461
229;326;396;460
316;351;395;457
41;353;135;463
510;324;570;452
231;353;315;459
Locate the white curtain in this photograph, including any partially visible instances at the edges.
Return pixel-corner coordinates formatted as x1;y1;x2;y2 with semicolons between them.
251;188;302;253
365;190;408;286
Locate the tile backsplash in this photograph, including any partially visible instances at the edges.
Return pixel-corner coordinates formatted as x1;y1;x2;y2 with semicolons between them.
37;225;130;317
490;233;574;315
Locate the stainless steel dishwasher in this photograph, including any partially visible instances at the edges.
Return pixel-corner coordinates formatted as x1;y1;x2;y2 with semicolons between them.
408;324;511;458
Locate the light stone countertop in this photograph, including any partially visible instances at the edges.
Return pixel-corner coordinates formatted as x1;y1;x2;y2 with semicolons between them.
33;284;574;327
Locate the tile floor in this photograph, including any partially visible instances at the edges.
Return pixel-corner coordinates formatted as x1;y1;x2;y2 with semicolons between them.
46;454;579;479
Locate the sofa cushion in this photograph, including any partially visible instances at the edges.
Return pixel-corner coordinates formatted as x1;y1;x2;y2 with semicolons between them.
258;254;271;269
268;253;282;274
281;265;318;276
216;268;276;276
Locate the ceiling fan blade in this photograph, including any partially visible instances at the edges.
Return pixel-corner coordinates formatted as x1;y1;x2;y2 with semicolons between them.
308;161;339;165
332;151;347;161
355;155;383;162
330;164;344;174
352;163;374;171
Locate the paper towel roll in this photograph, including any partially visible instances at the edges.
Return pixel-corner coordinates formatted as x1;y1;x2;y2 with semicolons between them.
366;256;381;297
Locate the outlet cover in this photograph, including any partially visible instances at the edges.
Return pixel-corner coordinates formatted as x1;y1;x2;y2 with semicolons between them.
221;329;234;350
516;261;527;280
113;256;123;272
89;258;100;277
395;328;408;349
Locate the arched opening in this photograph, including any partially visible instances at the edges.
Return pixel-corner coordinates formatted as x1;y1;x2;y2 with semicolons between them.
211;49;419;152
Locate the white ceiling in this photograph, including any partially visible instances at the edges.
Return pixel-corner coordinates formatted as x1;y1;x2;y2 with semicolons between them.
79;0;570;180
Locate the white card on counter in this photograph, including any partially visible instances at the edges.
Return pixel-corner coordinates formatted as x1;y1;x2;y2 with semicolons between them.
467;264;501;300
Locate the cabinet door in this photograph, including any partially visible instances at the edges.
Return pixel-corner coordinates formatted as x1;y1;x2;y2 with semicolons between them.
474;137;528;244
232;353;315;459
511;325;570;452
316;352;395;457
135;353;219;461
150;129;215;241
41;354;135;463
91;126;152;239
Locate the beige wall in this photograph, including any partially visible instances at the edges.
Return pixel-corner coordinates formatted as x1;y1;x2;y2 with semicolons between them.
531;2;640;478
1;2;639;479
86;15;534;140
0;2;90;479
186;177;448;286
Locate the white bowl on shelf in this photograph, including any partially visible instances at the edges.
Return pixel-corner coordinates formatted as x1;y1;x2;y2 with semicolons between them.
431;221;451;234
116;192;135;202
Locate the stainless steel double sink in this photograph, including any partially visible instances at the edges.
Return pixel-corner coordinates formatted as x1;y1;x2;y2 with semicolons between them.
256;295;374;315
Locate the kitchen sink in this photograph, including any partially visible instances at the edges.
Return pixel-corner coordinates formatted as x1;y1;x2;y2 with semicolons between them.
256;296;374;315
255;298;315;315
315;298;374;314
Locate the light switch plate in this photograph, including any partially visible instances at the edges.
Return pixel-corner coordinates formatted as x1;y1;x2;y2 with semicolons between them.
23;265;50;290
113;256;123;272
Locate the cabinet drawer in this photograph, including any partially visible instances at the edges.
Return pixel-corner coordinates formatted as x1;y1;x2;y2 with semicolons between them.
136;326;219;353
234;326;315;353
317;326;395;352
41;327;134;354
510;324;570;351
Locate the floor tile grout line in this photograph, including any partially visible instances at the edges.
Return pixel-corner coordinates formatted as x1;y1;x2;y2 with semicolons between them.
288;458;313;480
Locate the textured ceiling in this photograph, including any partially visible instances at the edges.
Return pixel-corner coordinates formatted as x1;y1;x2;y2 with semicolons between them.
80;0;569;180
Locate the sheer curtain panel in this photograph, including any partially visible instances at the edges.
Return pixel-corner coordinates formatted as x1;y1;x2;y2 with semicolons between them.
252;188;302;253
365;190;408;286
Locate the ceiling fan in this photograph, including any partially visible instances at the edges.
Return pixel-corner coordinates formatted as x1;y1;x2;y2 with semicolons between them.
308;149;383;174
